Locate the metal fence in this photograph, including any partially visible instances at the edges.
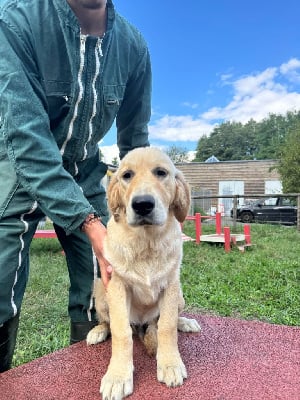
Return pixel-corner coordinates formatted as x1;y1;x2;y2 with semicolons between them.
190;192;300;232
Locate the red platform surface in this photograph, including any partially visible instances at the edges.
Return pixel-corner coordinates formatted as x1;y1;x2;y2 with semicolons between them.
0;315;299;400
33;230;57;239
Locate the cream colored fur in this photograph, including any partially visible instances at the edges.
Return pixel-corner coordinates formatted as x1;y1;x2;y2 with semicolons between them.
87;147;200;400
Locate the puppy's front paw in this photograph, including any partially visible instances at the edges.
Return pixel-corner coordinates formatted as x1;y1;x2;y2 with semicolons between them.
86;323;109;345
100;366;133;400
157;356;187;387
177;316;201;333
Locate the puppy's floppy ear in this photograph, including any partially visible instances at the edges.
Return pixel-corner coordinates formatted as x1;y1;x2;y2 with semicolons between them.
172;170;191;222
107;173;123;217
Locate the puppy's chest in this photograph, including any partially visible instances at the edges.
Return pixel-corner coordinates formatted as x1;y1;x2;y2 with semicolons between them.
130;273;169;306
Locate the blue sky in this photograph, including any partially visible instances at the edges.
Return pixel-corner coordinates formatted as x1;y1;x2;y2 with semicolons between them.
101;0;300;161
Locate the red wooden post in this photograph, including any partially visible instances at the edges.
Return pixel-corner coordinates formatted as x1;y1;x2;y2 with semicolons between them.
244;224;251;245
216;212;222;235
224;226;231;252
195;213;201;244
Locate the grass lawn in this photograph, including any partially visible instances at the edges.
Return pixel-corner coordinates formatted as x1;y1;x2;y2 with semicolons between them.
13;223;300;367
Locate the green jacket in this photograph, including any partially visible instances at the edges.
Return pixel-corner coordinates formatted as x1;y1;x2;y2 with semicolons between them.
0;0;151;233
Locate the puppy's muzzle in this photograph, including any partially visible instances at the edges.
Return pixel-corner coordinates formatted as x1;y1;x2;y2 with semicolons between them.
131;195;155;217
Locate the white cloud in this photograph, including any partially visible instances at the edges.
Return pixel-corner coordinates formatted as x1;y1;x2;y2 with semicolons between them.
99;144;119;164
182;101;199;109
220;73;233;82
232;67;279;95
280;58;300;83
187;150;196;161
202;65;300;123
150;58;300;142
149;114;214;142
280;58;300;74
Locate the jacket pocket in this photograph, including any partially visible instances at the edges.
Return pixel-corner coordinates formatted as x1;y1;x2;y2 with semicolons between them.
0;102;19;217
98;84;126;134
0;153;19;219
43;80;73;131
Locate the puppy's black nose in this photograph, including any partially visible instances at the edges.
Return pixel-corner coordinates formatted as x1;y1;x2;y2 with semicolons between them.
132;195;155;216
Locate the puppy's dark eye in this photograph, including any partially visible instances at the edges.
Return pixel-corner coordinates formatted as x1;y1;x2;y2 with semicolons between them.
153;167;168;178
122;170;134;181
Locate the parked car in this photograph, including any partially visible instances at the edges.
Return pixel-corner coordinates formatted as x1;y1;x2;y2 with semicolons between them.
231;197;297;225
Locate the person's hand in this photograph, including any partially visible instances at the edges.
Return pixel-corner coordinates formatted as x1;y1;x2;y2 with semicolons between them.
82;216;112;289
96;251;113;289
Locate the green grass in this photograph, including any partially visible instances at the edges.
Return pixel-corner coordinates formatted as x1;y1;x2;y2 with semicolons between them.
182;223;300;325
14;239;69;366
13;223;300;367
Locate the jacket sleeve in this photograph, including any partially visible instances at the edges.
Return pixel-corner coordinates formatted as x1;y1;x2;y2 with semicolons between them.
116;41;152;160
0;19;94;233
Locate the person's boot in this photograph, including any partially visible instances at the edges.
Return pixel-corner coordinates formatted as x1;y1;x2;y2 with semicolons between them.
70;321;98;344
0;313;20;373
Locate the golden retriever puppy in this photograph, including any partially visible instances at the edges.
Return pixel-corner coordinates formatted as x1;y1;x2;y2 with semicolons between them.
87;147;200;400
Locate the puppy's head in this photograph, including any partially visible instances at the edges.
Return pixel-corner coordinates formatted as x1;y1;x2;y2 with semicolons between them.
107;147;190;225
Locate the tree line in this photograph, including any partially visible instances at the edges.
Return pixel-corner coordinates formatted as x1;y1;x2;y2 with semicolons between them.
194;110;300;162
166;110;300;192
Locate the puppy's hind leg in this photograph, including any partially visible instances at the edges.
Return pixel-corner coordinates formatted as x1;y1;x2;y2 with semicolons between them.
140;321;158;356
177;289;201;333
87;321;110;345
87;278;110;345
177;316;201;333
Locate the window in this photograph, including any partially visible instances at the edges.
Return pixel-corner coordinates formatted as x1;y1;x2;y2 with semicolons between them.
219;181;244;216
265;180;282;194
